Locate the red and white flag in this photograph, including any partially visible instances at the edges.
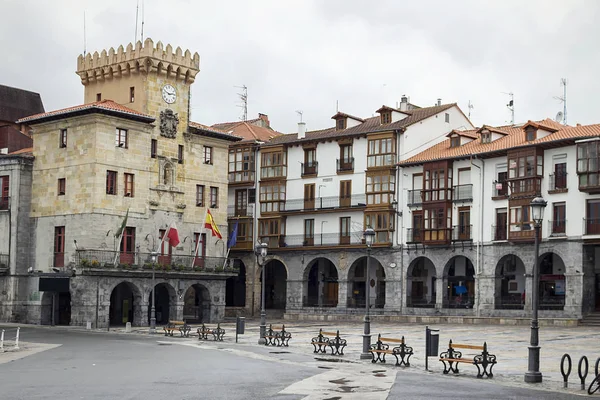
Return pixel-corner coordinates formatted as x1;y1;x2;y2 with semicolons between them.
166;223;180;247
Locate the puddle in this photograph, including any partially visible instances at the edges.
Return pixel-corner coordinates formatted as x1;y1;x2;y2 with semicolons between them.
318;366;333;369
270;351;291;354
372;370;386;373
373;373;387;377
157;343;172;346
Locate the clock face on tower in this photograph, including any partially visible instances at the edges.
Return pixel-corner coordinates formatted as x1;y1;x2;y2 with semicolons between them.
161;84;177;104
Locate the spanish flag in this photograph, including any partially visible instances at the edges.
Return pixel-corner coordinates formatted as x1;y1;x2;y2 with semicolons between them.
205;209;222;239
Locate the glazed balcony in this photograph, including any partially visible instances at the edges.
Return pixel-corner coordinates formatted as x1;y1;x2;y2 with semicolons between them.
406;228;423;244
228;170;255;184
508;177;542;198
227;205;254;218
281;231;365;248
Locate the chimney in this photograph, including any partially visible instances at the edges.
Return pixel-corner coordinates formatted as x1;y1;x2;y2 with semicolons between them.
437;98;442;106
258;113;270;128
298;122;306;139
399;95;408;111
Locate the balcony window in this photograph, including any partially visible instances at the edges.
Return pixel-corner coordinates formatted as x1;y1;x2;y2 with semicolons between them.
0;175;8;210
260;183;285;213
229;147;255;183
115;128;128;148
259;218;285;248
494;208;508;240
260;151;287;178
509;205;533;232
550;202;566;235
340;217;351;245
508;149;543;197
578;142;600;191
365;211;394;243
586;199;600;235
549;162;567;192
367;137;395;168
303;219;314;246
423;206;451;242
366;172;395;205
302;148;317;176
423;162;452;202
338;144;353;172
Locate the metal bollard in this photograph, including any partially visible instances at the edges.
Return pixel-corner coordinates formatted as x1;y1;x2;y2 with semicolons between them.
0;329;4;351
14;327;19;350
560;353;572;388
578;355;589;391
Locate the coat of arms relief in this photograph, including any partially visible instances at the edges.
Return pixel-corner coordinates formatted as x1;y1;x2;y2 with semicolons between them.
160;109;179;138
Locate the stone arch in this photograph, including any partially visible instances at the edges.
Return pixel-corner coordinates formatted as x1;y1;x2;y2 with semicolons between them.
538;252;566;310
147;282;177;325
262;258;287;310
442;256;475;308
303;257;339;307
109;281;143;326
183;283;211;323
347;256;386;309
406;257;436;308
494;254;526;310
226;259;246;307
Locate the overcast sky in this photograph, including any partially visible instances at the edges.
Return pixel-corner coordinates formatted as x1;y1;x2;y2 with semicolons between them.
2;0;599;133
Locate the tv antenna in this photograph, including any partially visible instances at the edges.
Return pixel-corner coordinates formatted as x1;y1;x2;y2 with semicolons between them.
502;92;514;125
83;11;87;56
296;110;303;123
140;0;145;42
235;85;248;121
467;100;474;120
553;78;567;125
555;111;564;123
135;1;139;43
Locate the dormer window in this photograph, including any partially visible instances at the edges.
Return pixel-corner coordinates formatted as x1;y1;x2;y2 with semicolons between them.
381;112;391;124
481;131;491;144
336;118;346;130
525;126;537;141
450;136;460;148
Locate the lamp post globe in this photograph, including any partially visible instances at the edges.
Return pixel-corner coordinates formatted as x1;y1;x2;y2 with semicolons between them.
255;242;268;345
360;228;376;360
525;196;546;383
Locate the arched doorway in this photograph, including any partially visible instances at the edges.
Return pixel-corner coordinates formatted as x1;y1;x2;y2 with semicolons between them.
406;257;436;308
303;258;339;307
147;283;175;325
183;284;211;323
226;260;246;307
443;256;475;308
110;282;141;326
40;291;71;326
263;259;287;310
494;254;526;310
347;256;386;309
539;253;566;310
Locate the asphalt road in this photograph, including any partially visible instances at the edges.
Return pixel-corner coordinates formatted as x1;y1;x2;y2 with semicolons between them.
0;326;585;399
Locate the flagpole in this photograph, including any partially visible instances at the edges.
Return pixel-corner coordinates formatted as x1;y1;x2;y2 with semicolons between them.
113;231;125;266
191;209;208;269
150;222;170;334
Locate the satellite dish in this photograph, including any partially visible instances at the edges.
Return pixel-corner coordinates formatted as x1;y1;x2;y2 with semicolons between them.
555;111;564;122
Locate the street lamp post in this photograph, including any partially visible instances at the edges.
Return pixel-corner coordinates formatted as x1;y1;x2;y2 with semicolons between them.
360;228;376;360
524;196;547;383
255;242;268;345
149;251;157;334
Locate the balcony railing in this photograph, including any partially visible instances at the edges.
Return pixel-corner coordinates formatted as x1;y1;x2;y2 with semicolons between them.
548;173;567;192
452;225;472;241
281;231;364;247
301;161;318;176
407;190;422;207
75;249;231;272
283;193;366;212
492;224;507;241
508;176;542;198
584;218;600;235
228;170;255;184
406;228;423;244
492;181;508;198
0;196;10;211
549;219;566;236
227;204;254;217
336;157;354;172
453;184;473;202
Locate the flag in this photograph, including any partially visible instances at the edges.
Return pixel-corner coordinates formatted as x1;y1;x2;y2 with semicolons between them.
228;220;239;248
204;209;222;239
114;208;129;238
166;223;180;247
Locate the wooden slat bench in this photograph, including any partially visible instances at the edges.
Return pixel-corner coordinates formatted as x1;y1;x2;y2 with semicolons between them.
163;320;191;337
369;334;413;367
439;340;497;378
264;324;292;347
197;323;225;341
310;329;347;355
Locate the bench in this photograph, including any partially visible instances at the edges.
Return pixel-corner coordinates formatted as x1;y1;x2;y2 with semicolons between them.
197;323;225;341
369;334;413;367
439;340;497;378
163;320;191;337
310;329;347;355
264;324;292;347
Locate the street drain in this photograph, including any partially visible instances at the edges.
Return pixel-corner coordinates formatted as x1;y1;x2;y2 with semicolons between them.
269;351;290;354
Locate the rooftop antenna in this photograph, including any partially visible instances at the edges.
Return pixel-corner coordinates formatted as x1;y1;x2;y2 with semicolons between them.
83;11;87;56
467;100;474;120
235;85;248;121
336;100;339;113
502;92;514;125
554;78;567;125
140;0;145;42
135;1;139;43
296;110;303;123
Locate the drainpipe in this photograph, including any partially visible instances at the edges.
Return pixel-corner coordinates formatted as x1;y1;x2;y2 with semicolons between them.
470;155;485;317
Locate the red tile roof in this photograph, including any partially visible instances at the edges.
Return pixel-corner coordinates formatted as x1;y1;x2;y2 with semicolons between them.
212;117;262;131
16;100;154;124
188;121;242;141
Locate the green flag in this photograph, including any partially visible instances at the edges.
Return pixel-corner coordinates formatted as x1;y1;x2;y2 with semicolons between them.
115;208;129;238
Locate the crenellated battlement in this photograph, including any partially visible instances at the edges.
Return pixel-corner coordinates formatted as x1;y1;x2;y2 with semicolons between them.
76;38;200;84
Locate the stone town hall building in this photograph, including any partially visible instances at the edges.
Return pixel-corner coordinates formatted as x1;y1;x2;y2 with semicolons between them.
0;39;241;327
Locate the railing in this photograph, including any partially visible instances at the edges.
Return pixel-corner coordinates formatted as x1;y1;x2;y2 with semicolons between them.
336;157;354;172
228;170;255;184
495;295;524;310
75;249;231;272
346;297;385;309
492;181;508;198
549;173;567;192
301;161;318;176
281;231;364;247
453;184;473;202
0;196;10;211
227;204;254;217
508;176;542;197
443;295;474;309
584;218;600;235
407;190;422;207
406;228;422;244
283;193;366;211
452;225;472;241
549;219;566;236
492;224;507;241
